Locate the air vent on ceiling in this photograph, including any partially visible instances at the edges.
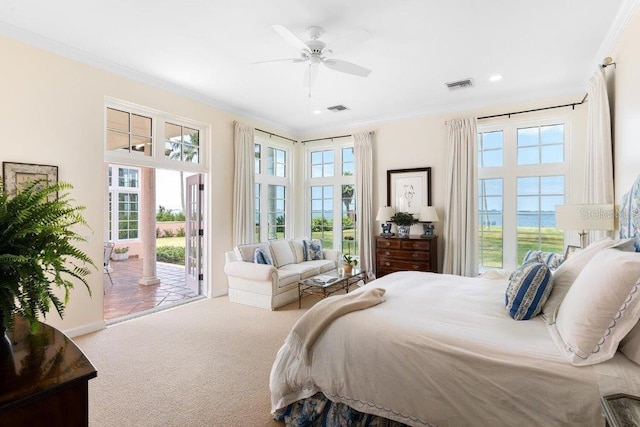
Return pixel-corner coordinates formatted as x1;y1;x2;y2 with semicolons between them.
327;104;349;112
445;78;474;90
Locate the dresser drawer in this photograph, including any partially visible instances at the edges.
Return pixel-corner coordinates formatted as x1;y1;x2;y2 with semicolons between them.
376;249;429;261
376;258;431;272
400;239;432;251
376;238;402;249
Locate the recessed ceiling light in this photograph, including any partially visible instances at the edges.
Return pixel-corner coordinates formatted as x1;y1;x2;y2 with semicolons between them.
489;74;503;82
312;109;322;115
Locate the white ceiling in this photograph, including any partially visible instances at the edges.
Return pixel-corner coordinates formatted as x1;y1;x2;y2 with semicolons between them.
0;1;631;135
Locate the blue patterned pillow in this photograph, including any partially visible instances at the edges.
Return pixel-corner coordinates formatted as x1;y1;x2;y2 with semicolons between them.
253;247;273;265
522;250;564;270
505;262;553;320
304;239;323;261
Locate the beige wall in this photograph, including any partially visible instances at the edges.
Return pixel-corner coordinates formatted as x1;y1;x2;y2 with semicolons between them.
610;5;640;200
0;35;294;335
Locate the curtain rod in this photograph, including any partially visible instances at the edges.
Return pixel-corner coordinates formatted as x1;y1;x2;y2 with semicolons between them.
477;94;588;121
255;128;297;144
301;134;353;144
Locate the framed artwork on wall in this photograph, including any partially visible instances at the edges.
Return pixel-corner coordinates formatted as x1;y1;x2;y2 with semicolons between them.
386;167;432;215
3;162;58;200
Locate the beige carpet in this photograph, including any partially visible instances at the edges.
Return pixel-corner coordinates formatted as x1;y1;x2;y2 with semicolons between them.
74;295;311;427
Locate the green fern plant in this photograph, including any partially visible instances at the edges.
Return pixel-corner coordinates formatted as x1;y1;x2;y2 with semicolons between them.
0;179;95;333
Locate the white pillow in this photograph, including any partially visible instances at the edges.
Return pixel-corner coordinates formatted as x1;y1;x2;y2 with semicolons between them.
541;237;615;324
552;249;640;366
620;321;640;365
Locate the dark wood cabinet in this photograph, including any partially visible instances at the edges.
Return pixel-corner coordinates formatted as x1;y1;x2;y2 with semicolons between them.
376;235;438;278
0;316;97;426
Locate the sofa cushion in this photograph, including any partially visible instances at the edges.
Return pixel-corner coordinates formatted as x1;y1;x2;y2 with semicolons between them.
280;260;336;279
290;237;311;263
270;239;297;267
235;243;272;263
276;269;300;288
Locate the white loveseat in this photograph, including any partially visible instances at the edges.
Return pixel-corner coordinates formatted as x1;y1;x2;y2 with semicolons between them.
224;237;341;310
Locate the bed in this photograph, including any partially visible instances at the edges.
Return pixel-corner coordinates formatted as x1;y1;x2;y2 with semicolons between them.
270;176;640;427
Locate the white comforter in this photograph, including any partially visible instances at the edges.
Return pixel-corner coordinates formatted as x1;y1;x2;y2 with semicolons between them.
270;271;604;426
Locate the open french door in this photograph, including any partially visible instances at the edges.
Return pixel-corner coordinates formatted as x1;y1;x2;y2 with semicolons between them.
185;174;203;294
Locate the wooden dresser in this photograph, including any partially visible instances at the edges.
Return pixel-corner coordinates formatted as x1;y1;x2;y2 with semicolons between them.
375;235;438;278
0;316;97;426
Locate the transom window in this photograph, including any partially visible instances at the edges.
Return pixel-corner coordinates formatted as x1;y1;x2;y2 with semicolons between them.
517;124;564;165
104;100;207;172
165;123;199;163
106;108;153;156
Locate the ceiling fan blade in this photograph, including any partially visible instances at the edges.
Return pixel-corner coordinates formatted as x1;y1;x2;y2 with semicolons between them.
272;24;309;53
304;63;319;89
323;59;371;77
328;29;371;53
251;58;303;65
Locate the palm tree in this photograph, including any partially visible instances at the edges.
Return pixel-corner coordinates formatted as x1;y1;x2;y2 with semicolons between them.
169;132;199;213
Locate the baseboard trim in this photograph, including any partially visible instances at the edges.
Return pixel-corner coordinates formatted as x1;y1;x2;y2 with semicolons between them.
63;321;106;338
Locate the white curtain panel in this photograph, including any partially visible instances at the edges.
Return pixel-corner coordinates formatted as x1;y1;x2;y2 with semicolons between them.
584;67;614;243
354;131;375;280
232;121;255;246
443;118;478;277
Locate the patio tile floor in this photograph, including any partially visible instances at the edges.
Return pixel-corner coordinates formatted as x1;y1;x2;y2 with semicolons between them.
103;257;198;322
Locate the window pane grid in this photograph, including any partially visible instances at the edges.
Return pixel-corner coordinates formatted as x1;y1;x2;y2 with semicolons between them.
516;175;564;264
478;131;503;167
517;125;564;165
106;107;153;157
311;149;335;178
267;185;286;240
478;178;503;268
311;185;333;247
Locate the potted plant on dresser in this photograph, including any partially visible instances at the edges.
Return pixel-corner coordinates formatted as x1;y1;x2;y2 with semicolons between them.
0;179;95;334
389;211;418;238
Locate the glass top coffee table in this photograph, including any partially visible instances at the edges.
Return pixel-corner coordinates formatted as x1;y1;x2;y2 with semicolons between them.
298;269;366;308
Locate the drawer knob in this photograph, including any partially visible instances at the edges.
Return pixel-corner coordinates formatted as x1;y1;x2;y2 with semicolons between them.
385;262;391;266
385;251;391;256
412;253;420;258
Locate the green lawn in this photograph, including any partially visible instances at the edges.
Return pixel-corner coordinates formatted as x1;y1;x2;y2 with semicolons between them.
479;226;563;267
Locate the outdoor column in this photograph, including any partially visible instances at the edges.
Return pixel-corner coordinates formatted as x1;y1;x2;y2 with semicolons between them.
139;167;160;286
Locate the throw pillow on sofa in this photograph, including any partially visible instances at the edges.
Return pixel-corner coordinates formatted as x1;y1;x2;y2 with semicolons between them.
254;247;273;265
304;239;323;260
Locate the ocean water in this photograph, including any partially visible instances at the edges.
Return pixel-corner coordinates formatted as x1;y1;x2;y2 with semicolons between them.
479;211;557;227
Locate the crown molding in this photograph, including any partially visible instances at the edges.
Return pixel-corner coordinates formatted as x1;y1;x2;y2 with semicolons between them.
587;0;639;81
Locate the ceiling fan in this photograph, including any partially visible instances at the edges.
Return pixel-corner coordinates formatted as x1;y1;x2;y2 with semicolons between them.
259;24;372;88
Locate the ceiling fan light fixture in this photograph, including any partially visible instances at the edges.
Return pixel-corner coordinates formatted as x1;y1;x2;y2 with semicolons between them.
489;74;503;82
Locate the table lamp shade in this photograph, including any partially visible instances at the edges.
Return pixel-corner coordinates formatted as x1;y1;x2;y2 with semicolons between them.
555;204;614;231
376;206;395;222
419;206;439;222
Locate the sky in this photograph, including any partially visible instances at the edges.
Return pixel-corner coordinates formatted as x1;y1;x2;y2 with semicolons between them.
156;169;184;212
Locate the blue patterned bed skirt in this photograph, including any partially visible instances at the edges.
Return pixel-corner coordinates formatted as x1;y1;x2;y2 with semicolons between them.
274;393;410;427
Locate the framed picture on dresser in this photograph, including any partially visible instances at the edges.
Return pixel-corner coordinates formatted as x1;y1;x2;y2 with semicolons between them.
387;167;432;215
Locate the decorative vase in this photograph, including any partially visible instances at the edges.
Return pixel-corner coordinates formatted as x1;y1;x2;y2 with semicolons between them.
343;264;354;275
397;225;411;238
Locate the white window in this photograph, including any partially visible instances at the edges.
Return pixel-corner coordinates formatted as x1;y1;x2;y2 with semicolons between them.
307;144;357;255
254;136;291;241
108;165;141;241
105;99;207;173
478;117;568;271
